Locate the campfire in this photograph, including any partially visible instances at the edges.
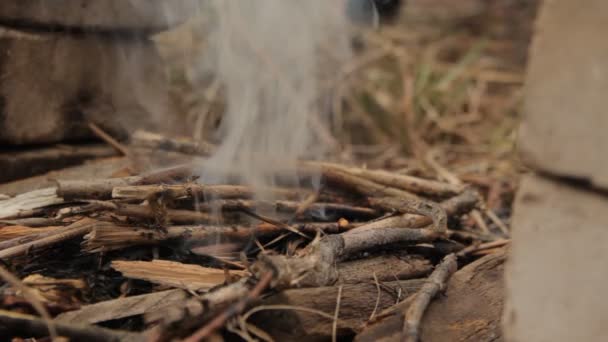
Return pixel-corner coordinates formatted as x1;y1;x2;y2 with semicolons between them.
0;130;510;341
0;0;529;341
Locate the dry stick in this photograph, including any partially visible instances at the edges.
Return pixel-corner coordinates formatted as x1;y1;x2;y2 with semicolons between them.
198;199;379;220
240;209;310;239
293;192;320;218
112;203;214;225
0;310;140;342
251;191;478;289
0;218;98;260
332;285;344;342
456;239;510;258
305;161;463;197
82;222;352;253
131;130;215;156
369;273;381;322
88;122;129;156
112;184;307;201
0;267;57;340
402;254;458;342
424;149;489;234
111;260;248;291
485;209;510;235
55;164;193;201
183;272;274;342
315;166;448;232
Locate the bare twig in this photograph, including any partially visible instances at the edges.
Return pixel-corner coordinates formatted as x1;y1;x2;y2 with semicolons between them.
88;122;130;156
131;130;215;156
332;285;343;342
402;254;458;342
112;184;307;201
183;272;273;342
456;239;510;258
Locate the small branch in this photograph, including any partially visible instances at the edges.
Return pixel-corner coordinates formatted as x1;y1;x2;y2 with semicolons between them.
305;161;463;197
198;199;379;221
82;221;352;253
112;184;308;201
456;239;510;258
367;196;447;232
55;165;193;201
131;130;215;156
402;254;458;342
88;122;130;156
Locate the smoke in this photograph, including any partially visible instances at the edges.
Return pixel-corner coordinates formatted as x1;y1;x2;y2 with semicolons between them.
199;1;352;201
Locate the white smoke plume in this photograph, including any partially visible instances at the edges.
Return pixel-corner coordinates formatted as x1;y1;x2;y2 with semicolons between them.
199;1;352;200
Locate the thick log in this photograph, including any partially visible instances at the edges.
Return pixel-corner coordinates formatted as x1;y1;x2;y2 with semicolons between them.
251;279;426;341
505;175;608;342
0;28;172;145
0;1;199;33
355;250;506;342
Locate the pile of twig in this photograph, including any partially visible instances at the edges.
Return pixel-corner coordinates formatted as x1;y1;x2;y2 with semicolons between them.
0;133;508;341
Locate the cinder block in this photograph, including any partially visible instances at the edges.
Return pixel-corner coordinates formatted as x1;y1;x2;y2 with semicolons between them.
0;28;172;145
519;0;608;190
0;0;199;33
504;174;608;341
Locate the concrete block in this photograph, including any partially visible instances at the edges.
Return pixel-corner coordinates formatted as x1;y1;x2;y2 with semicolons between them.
0;28;172;145
519;0;608;190
0;0;199;33
504;174;608;341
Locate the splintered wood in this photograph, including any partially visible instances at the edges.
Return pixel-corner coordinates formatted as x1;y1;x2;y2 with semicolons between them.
0;135;508;341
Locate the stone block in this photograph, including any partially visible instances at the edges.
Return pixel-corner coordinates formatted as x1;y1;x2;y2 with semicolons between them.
504;174;608;341
519;0;608;190
0;28;172;145
0;0;199;33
